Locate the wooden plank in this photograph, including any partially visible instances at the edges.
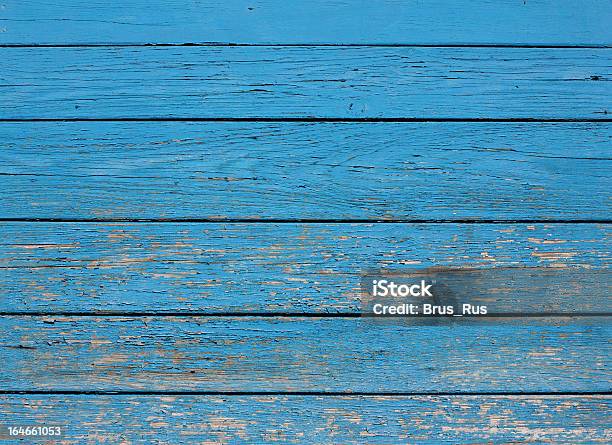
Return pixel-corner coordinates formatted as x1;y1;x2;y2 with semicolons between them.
1;122;610;220
2;316;610;391
1;395;610;443
1;223;609;314
2;47;610;119
1;1;611;45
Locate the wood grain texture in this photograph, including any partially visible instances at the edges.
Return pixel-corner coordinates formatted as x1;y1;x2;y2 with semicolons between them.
1;395;610;444
2;2;611;441
2;316;610;392
1;1;611;45
2;122;611;220
1;223;609;313
2;47;610;119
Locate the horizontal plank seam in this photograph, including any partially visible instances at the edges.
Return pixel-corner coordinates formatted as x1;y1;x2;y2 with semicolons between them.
1;219;610;224
0;312;610;318
1;118;611;123
2;266;609;273
1;390;610;396
0;43;610;49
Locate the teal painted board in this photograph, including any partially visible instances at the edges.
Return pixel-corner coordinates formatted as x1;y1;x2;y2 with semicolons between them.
1;1;611;45
1;1;611;441
1;122;610;219
1;223;610;313
2;47;610;119
1;395;610;444
2;316;610;391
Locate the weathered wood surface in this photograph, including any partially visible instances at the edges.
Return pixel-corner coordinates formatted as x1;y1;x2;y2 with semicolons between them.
2;47;610;119
1;122;611;220
2;316;610;392
1;395;610;444
2;2;611;441
1;1;610;45
1;223;609;313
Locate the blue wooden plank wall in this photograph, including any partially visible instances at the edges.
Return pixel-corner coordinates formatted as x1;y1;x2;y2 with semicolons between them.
1;1;611;443
1;1;611;45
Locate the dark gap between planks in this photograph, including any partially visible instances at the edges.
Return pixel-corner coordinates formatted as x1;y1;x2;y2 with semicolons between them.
1;390;611;396
1;43;611;48
1;219;611;223
1;118;611;123
1;312;611;317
